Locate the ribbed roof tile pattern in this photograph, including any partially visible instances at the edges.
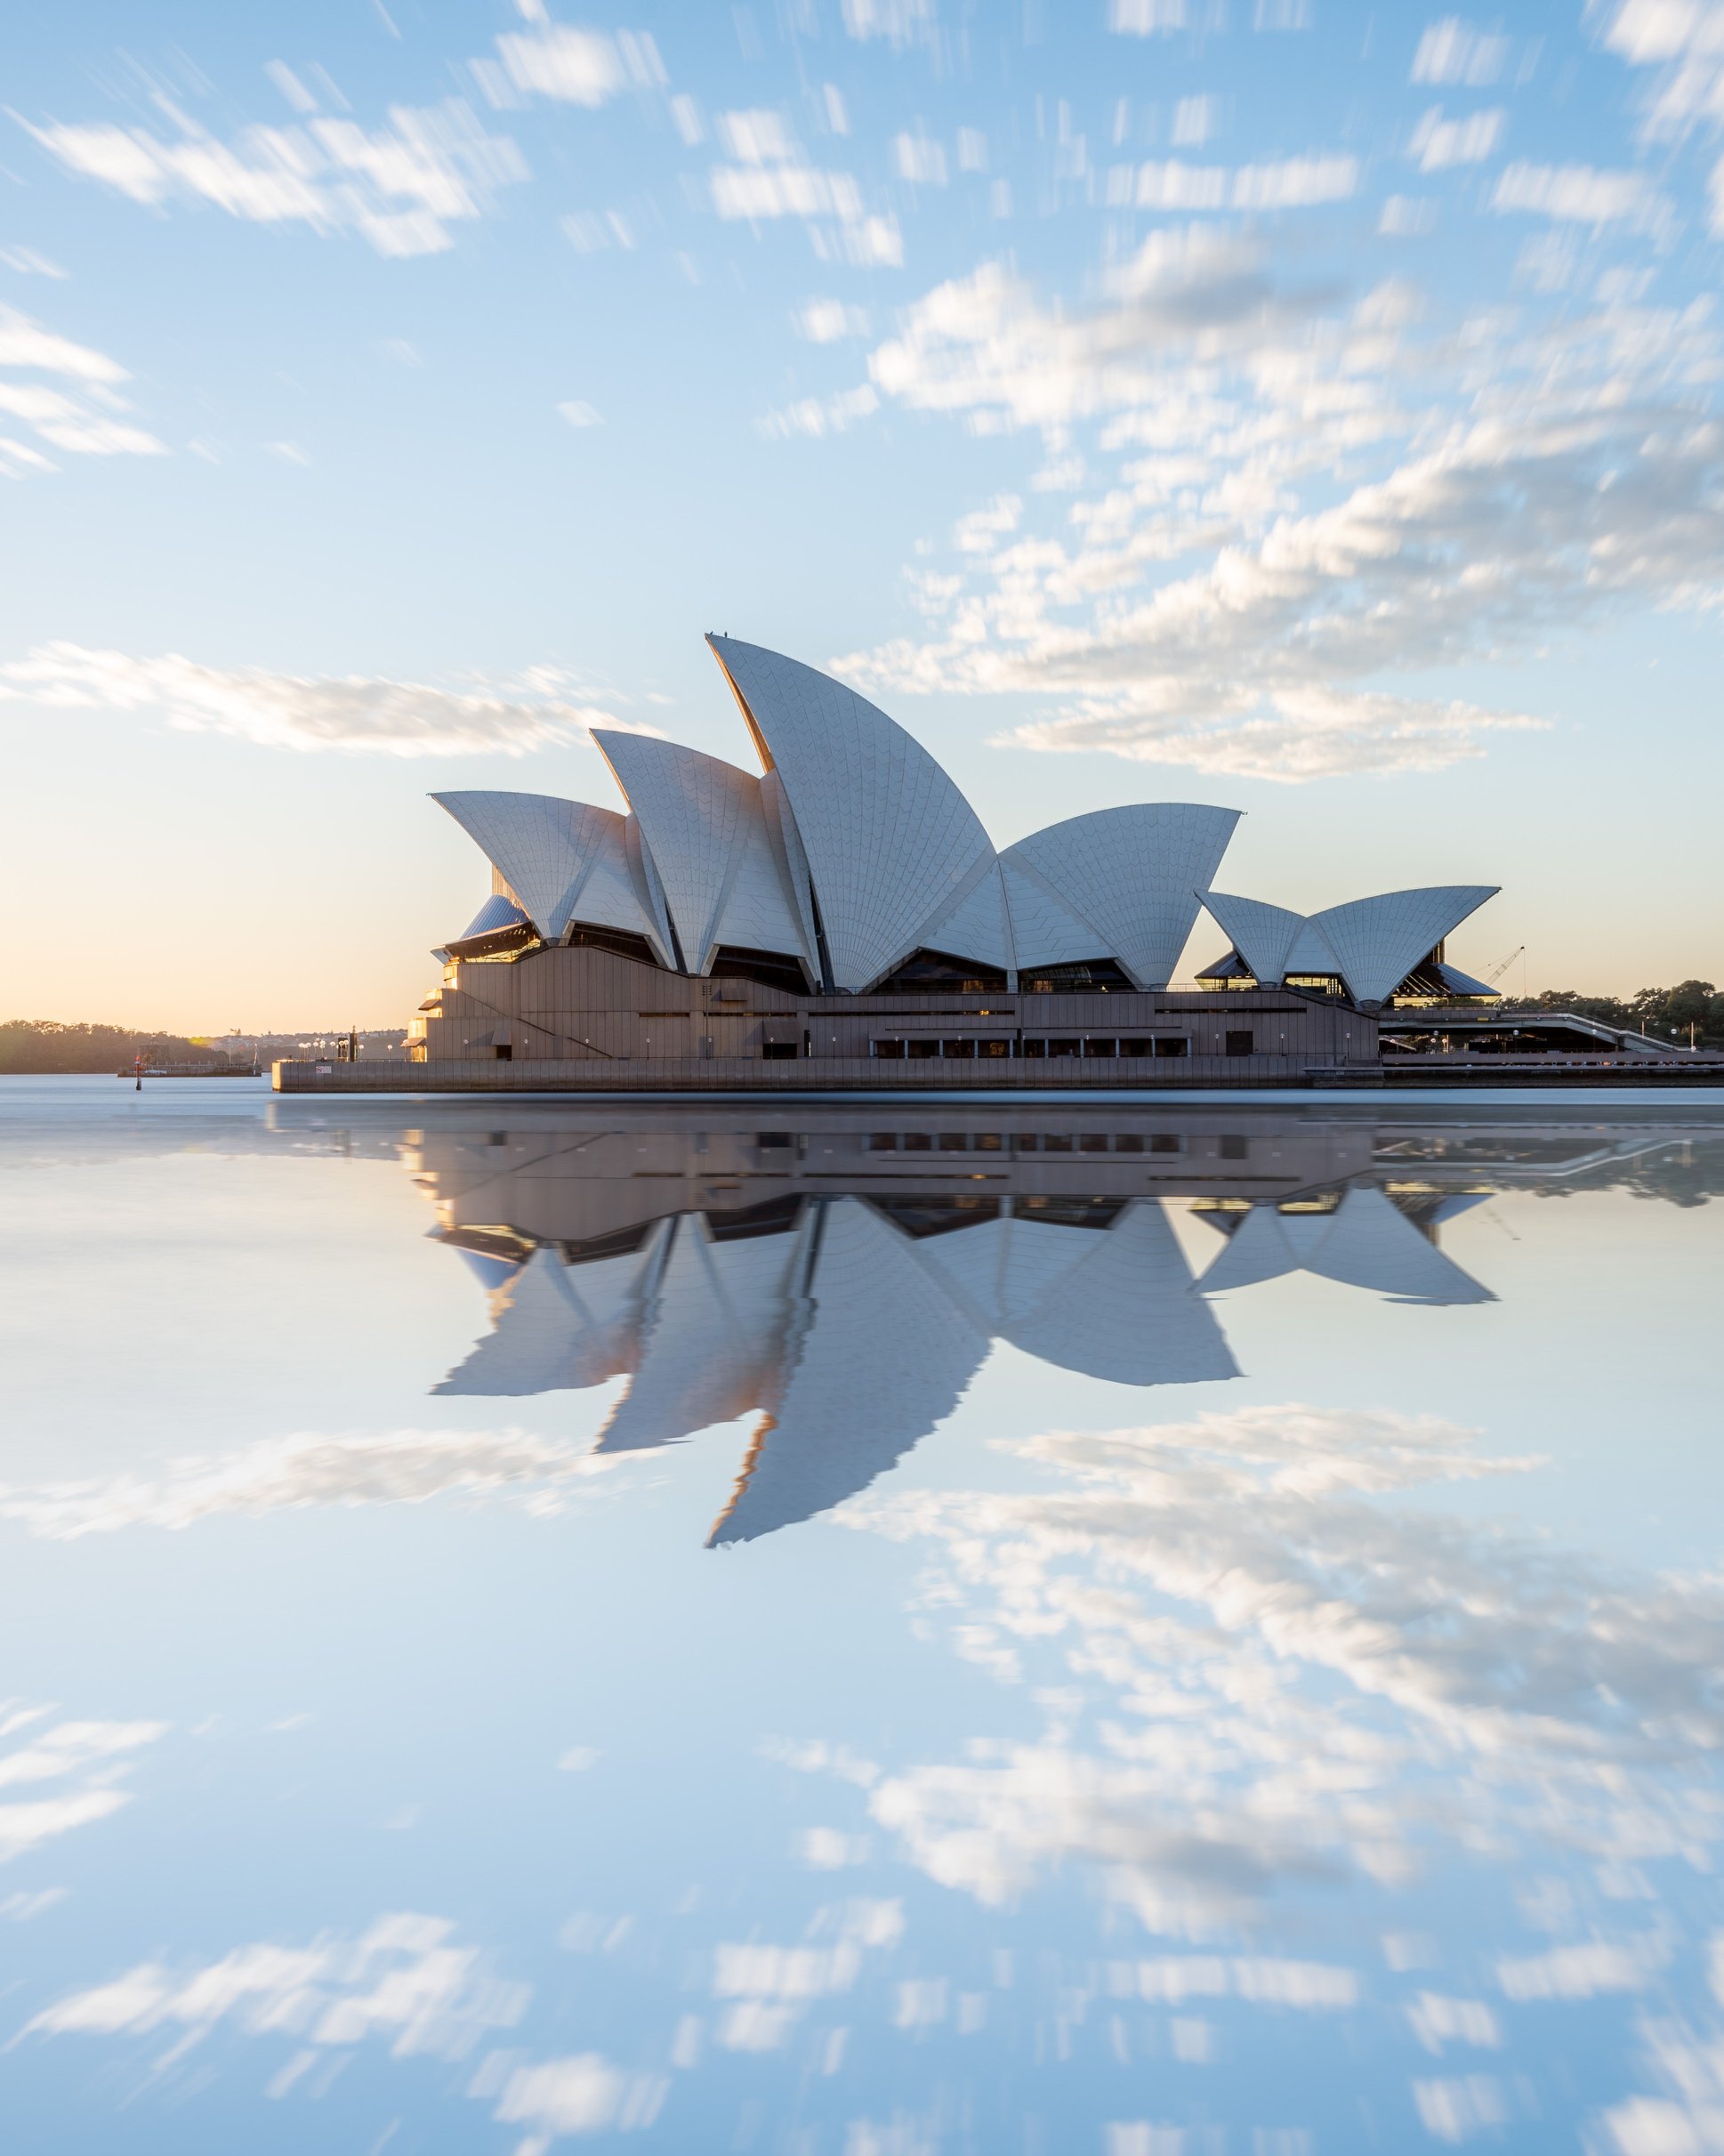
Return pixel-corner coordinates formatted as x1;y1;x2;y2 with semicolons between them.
1003;804;1242;989
917;860;1016;973
1201;892;1307;988
999;858;1109;970
1309;884;1499;1006
433;792;661;948
593;731;810;975
706;634;996;991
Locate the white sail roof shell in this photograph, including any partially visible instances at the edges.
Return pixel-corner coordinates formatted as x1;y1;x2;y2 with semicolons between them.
707;634;997;991
592;731;811;976
1000;858;1112;971
1309;885;1499;1006
1003;804;1241;989
432;792;666;956
1201;892;1307;988
917;859;1017;973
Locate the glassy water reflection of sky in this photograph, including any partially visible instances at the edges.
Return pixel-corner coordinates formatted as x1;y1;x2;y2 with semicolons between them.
3;1076;1722;2156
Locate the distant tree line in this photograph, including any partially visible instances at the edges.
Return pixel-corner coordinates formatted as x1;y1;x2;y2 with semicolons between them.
0;1020;245;1073
1523;980;1724;1047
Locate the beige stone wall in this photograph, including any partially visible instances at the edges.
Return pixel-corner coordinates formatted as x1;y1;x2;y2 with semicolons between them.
406;944;1378;1073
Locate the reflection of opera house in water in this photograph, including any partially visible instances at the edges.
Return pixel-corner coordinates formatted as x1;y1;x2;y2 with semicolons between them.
411;1109;1680;1547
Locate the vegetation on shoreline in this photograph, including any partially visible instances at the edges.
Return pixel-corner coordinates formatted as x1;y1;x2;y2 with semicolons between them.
1522;981;1723;1047
0;1021;246;1073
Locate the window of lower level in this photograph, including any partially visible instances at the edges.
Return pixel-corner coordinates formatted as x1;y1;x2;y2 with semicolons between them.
494;1044;512;1061
1048;1038;1082;1058
907;1039;940;1060
1156;1038;1190;1059
761;1041;797;1060
939;1038;975;1059
1220;1135;1249;1159
1225;1030;1254;1057
1120;1038;1151;1056
1150;1134;1183;1154
1083;1038;1116;1058
872;1038;906;1060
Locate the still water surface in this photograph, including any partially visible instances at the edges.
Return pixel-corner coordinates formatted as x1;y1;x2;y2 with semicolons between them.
4;1076;1723;2154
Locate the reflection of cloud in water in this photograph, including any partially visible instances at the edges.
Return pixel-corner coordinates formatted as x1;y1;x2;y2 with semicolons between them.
25;1911;667;2143
0;1429;611;1539
0;1711;165;1863
788;1404;1724;1945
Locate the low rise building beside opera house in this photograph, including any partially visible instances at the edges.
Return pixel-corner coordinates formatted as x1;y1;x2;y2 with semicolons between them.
386;634;1503;1091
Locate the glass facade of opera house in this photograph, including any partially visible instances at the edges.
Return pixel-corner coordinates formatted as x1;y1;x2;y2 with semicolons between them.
396;637;1502;1083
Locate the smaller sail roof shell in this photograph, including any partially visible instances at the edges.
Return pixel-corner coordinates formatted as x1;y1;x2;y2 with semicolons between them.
1309;885;1498;1005
592;731;810;975
1003;804;1241;989
1201;892;1307;987
706;635;997;991
432;792;664;951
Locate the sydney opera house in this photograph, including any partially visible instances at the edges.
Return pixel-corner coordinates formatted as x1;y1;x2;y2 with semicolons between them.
399;635;1500;1088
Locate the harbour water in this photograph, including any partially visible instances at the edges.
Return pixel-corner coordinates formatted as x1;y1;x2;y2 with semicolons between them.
4;1076;1723;2154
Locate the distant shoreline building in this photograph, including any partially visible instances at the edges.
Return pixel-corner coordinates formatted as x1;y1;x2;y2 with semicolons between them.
394;635;1500;1089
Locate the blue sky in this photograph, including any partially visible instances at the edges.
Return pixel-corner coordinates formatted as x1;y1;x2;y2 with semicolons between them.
1;0;1720;1027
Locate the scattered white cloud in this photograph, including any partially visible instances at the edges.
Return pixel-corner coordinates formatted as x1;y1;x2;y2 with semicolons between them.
1380;193;1438;234
707;116;903;266
1491;160;1670;232
842;0;937;50
1253;0;1312;26
560;209;637;254
801;1828;871;1867
1409;105;1506;170
26;1910;528;2054
957;126;988;171
557;399;603;427
707;1902;903;2054
759;384;880;440
809;1399;1724;1957
0;1714;165;1865
265;61;319;115
1108;154;1357;211
1599;0;1724;141
491;2055;667;2137
1496;1937;1668;2000
1414;2077;1509;2144
717;108;797;165
19;101;528;257
0;246;68;278
0;306;164;474
794;298;872;342
813;217;1724;779
1110;0;1190;32
892;132;948;186
1407;1994;1502;2055
476;21;665;109
1171;96;1215;148
1412;17;1510;86
0;1427;619;1533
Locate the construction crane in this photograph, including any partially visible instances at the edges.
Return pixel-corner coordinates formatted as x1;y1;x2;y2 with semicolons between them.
1485;943;1525;984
